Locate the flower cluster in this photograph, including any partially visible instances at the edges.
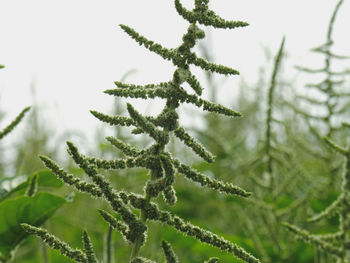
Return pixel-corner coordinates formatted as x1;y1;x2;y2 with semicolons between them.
22;0;260;262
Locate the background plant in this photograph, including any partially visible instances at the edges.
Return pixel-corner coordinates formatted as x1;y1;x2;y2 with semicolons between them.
0;66;67;263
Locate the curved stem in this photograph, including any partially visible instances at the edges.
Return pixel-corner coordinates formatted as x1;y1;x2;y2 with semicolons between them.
129;20;198;261
129;105;175;261
130;195;150;261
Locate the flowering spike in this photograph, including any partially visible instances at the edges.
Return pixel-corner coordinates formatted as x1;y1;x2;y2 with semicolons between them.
173;87;242;117
173;158;251;197
66;141;147;245
98;210;129;243
162;186;177;206
265;37;285;189
104;86;169;100
122;192;259;262
188;52;240;75
43;1;257;261
161;240;179;263
283;223;343;258
120;24;175;62
106;136;144;157
90;110;135;127
40;155;103;197
174;127;215;162
126;103;169;145
82;231;99;263
21;224;89;263
145;154;177;200
160;154;176;185
87;155;146;170
114;80;170;90
201;100;242;117
120;23;239;75
186;71;203;95
174;0;249;29
147;207;260;263
0;106;31;140
25;174;38;197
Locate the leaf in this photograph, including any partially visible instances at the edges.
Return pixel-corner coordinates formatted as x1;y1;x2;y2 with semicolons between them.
0;170;64;202
34;170;65;188
310;191;338;213
0;187;8;201
0;192;66;259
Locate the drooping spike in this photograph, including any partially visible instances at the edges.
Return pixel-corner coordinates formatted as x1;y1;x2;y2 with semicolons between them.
0;106;31;140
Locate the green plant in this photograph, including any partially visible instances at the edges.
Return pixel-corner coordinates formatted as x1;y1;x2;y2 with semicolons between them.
22;0;261;262
0;66;66;263
288;0;349;140
284;124;350;262
282;1;350;262
283;0;349;205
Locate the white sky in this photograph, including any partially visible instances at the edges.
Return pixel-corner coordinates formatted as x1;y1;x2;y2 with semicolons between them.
0;0;349;142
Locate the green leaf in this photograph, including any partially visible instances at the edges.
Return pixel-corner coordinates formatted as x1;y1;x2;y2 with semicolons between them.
0;192;66;260
310;191;338;213
0;170;64;202
0;188;8;201
34;170;64;188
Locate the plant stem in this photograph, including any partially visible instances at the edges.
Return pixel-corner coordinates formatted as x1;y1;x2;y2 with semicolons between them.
106;225;114;263
130;195;150;261
41;239;49;263
129;115;172;261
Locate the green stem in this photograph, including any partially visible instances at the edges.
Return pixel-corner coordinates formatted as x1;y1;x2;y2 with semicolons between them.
41;239;49;263
130;195;150;261
106;225;114;263
314;248;321;263
129;105;174;261
129;20;197;260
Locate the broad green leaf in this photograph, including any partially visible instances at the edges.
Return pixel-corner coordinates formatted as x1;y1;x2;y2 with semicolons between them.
0;188;8;201
0;192;66;260
34;170;64;188
0;170;63;202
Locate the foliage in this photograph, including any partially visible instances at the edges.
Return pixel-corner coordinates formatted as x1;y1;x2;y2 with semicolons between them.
0;193;66;262
0;66;66;263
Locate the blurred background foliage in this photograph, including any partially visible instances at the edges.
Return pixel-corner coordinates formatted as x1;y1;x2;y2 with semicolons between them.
1;7;350;263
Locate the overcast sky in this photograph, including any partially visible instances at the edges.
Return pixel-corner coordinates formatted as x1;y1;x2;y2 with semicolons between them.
0;0;349;141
